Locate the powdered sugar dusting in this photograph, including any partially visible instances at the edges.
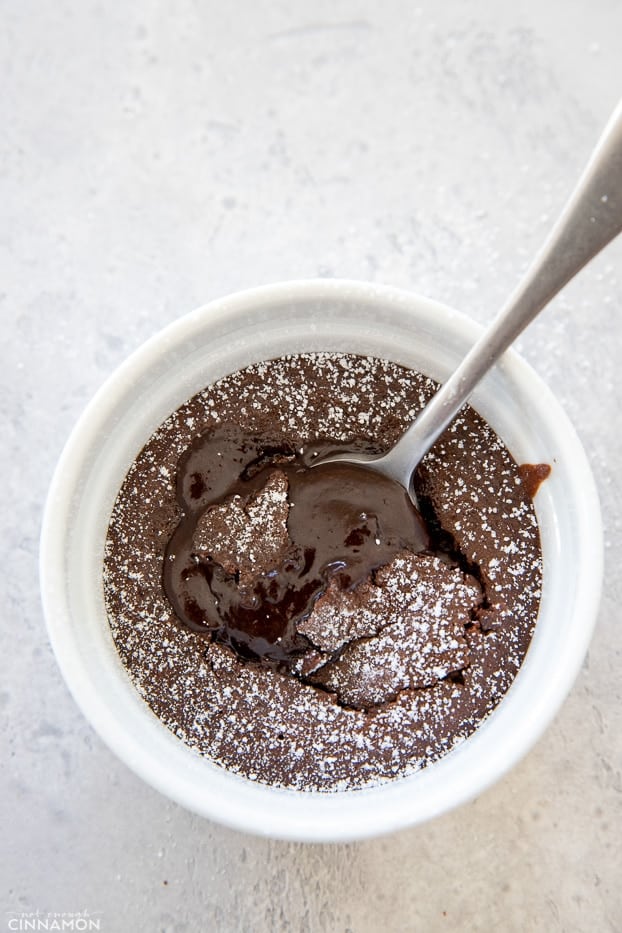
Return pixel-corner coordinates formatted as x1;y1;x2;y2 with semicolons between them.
103;352;543;791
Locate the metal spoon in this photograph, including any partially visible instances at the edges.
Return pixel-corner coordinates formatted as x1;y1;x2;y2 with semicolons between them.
320;100;622;505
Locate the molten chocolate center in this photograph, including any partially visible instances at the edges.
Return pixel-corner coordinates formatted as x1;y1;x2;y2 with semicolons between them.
163;425;429;662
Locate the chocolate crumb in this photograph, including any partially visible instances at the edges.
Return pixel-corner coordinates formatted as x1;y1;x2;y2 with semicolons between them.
518;463;552;499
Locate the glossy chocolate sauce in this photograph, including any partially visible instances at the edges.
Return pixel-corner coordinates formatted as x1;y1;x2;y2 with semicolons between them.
163;424;429;663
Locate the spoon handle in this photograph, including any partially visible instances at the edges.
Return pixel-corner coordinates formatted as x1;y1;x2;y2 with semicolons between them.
391;99;622;490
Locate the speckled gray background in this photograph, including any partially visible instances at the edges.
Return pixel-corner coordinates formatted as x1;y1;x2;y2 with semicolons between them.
2;1;621;931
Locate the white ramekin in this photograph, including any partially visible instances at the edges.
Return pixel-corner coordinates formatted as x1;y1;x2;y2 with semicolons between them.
39;280;602;842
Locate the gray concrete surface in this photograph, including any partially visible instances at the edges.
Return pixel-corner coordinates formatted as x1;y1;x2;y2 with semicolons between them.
2;1;621;930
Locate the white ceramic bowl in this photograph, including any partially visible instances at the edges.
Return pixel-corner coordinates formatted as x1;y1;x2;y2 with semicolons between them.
40;280;602;842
